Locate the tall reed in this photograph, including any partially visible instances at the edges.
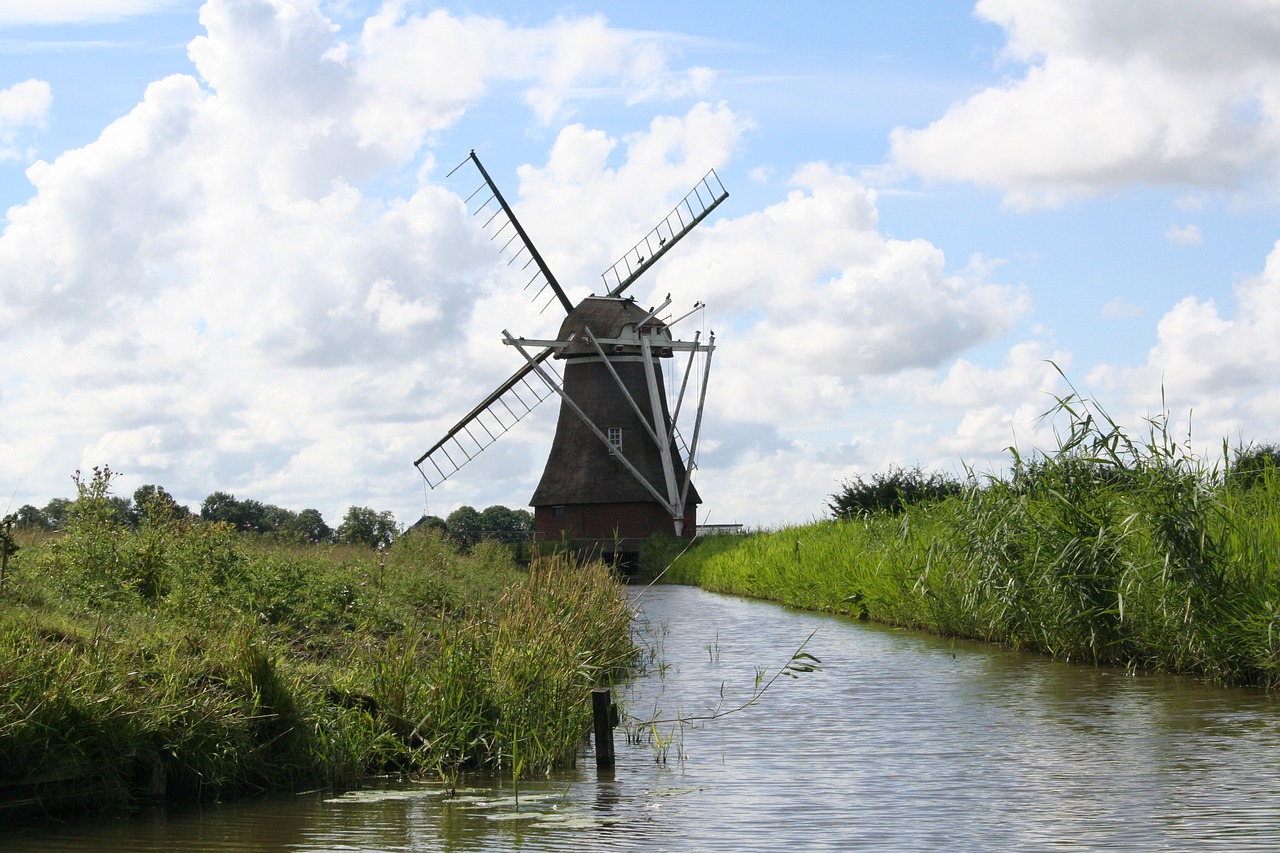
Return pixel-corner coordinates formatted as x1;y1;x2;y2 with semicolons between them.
670;387;1280;687
1;471;635;815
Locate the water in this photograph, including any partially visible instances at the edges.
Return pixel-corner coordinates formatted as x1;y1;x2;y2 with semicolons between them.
9;585;1280;851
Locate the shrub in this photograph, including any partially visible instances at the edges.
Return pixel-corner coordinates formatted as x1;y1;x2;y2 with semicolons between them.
829;464;962;519
1229;442;1280;490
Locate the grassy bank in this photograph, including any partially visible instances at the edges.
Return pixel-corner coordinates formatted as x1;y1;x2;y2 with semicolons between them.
669;394;1280;688
0;472;634;815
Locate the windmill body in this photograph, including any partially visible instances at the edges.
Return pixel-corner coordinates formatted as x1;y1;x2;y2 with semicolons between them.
416;151;725;561
526;296;701;545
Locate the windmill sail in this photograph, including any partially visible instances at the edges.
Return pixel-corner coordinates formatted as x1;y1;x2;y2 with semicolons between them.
414;351;560;488
451;151;574;315
600;169;728;297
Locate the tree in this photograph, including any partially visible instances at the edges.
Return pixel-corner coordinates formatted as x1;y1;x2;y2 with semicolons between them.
292;508;333;543
445;505;483;550
14;504;53;531
256;502;298;535
479;505;534;540
200;492;293;534
337;506;398;549
133;484;190;525
201;491;242;526
409;514;447;534
235;498;273;532
1230;442;1280;489
42;497;73;530
107;495;135;528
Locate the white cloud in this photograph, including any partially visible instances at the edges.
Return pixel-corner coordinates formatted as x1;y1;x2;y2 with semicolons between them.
348;5;713;151
891;0;1280;208
509;101;747;288
1164;223;1204;245
13;0;1221;532
924;341;1070;458
1150;245;1280;393
0;79;49;126
609;161;1032;522
0;1;188;25
0;78;50;160
0;0;781;527
1084;240;1280;455
1100;296;1143;319
691;335;1077;523
657;163;1027;414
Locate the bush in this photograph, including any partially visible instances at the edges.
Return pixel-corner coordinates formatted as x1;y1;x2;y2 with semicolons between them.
828;464;962;519
1230;442;1280;490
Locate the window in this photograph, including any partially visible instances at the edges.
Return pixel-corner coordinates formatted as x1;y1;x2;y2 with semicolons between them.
607;427;623;449
553;506;566;518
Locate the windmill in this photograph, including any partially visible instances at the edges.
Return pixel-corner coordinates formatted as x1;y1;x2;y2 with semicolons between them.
414;150;727;558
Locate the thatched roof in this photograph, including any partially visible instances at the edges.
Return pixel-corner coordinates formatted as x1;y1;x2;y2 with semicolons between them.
553;296;666;358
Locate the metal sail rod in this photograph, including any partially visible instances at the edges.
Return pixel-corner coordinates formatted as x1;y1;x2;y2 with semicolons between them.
468;151;573;315
680;332;715;510
668;330;701;437
505;332;672;509
667;300;705;328
637;293;673;328
489;219;513;241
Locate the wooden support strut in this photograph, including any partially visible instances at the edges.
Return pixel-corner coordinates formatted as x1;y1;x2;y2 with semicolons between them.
640;332;684;536
583;327;665;449
679;331;715;512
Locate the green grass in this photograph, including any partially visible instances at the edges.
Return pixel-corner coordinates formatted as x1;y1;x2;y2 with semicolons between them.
668;388;1280;688
0;477;635;816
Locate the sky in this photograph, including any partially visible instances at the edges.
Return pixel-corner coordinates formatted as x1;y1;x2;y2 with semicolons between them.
4;0;1280;530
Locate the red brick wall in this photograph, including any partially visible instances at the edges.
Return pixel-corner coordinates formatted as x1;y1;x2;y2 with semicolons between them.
534;502;698;541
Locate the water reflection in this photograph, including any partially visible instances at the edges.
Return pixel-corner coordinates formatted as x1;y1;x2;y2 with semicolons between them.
8;585;1280;851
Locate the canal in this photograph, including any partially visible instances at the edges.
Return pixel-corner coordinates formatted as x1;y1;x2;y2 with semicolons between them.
10;584;1280;850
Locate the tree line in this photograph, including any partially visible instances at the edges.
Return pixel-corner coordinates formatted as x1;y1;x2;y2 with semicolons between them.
7;469;532;550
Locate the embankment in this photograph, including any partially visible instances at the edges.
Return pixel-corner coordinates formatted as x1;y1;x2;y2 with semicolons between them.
1;505;633;817
668;406;1280;688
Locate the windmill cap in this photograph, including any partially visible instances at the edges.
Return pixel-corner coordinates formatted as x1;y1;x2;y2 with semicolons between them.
554;296;672;358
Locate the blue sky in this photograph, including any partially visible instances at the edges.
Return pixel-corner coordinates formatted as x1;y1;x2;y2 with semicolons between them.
4;0;1280;528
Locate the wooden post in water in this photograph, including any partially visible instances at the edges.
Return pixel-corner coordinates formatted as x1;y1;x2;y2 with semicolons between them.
592;687;616;770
